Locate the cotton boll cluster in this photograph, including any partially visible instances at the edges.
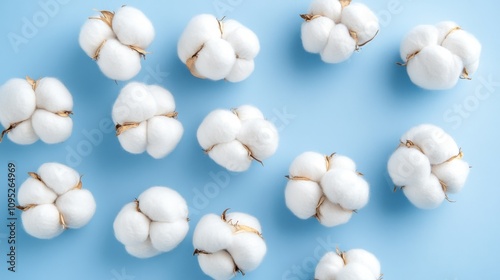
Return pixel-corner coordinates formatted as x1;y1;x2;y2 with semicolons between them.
388;124;470;209
315;248;382;280
300;0;379;63
112;82;183;159
17;163;95;239
0;76;73;145
197;105;278;172
285;151;369;227
113;186;189;258
79;6;155;81
193;209;266;279
178;14;260;82
400;21;481;90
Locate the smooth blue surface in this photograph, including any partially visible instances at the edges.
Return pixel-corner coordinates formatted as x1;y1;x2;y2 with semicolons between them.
0;0;499;279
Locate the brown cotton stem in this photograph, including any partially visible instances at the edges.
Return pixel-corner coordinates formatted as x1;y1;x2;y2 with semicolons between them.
26;76;38;90
115;122;140;136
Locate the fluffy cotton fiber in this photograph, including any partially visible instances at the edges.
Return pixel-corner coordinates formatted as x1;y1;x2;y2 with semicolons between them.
197;105;278;172
178;14;260;82
113;186;189;258
387;124;470;209
17;162;96;239
301;0;379;63
79;6;155;81
112;82;183;159
400;21;481;90
193;209;266;279
285;151;369;227
0;76;73;145
315;248;382;280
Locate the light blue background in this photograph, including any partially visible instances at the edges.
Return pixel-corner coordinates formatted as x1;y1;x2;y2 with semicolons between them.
0;0;498;279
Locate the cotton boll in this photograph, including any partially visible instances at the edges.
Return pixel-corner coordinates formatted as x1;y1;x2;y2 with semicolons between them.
113;82;157;124
197;109;242;150
56;189;96;229
38;162;80;195
148;85;176;115
223;20;260;60
336;262;376;280
317;199;353;227
195;38;236;81
329;154;356;172
224;212;262;233
137;186;188;223
113;202;151;246
344;249;381;277
321;169;369;210
285;180;323;219
177;14;221;63
117;121;148;154
225;58;255;83
193;214;234;252
125;238;161;259
301;16;335;54
96;38;142;81
209;140;253;172
403;175;445;209
315;251;345;280
35;77;73;113
0;78;36;126
227;233;266;272
145;117;183;159
341;3;379;45
387;146;431;187
400;25;438;61
7;119;39;145
236;119;279;160
18;178;57;206
309;0;342;22
432;159;470;194
233;105;264;122
197;250;236;280
436;21;459;44
112;6;155;49
321;23;357;63
441;29;481;72
289;151;327;182
409;125;459;165
21;204;64;239
79;18;115;58
31;109;72;144
149;220;189;252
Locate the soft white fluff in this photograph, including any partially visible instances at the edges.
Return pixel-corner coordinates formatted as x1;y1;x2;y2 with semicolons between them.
315;248;381;280
193;210;266;279
0;77;73;145
387;124;469;209
17;163;95;239
177;14;260;82
285;151;369;227
79;6;154;81
197;105;279;172
113;186;189;259
400;21;481;90
301;0;379;63
112;82;183;159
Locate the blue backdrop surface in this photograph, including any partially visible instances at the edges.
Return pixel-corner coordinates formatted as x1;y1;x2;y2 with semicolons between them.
0;0;499;279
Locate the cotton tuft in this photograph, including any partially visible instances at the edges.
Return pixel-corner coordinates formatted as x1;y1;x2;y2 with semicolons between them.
315;248;381;280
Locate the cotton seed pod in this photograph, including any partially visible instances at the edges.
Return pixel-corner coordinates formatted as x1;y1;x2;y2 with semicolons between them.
113;186;189;258
0;76;73;145
79;6;154;81
17;163;95;239
300;0;379;63
178;14;260;82
285;151;369;227
112;82;183;159
387;124;470;209
399;21;481;90
197;105;278;172
315;248;382;280
193;209;266;280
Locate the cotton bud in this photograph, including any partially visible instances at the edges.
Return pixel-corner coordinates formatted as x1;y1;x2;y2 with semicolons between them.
285;151;369;227
193;209;266;279
387;124;470;209
112;82;183;159
315;248;382;280
300;0;379;63
197;105;278;172
399;21;481;90
0;76;73;145
79;6;154;81
113;186;189;258
178;14;260;82
17;163;95;239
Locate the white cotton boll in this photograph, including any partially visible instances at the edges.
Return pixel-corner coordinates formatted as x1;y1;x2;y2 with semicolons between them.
21;204;64;239
149;220;189;252
112;6;155;49
38;162;80;195
117;122;147;154
387;146;431;187
18;178;57;206
441;29;481;71
7;119;38;145
432;159;470;194
436;21;459;44
56;189;96;229
315;251;345;280
309;0;342;22
285;180;323;219
0;78;36;126
125;238;161;259
146;117;183;159
400;25;438;61
113;202;151;246
177;14;221;63
96;38;142;81
321;169;369;210
236;119;279;160
35;77;73;113
224;212;262;233
209;140;252;172
197;250;236;280
301;16;335;54
223;20;260;60
31;109;72;144
225;58;255;83
289;151;327;182
147;85;175;115
403;175;445;209
409;125;459;165
344;249;381;278
341;3;379;45
195;38;236;81
78;18;115;58
233;105;264;122
336;262;376;280
113;82;157;124
320;23;356;63
407;45;463;90
197;109;241;150
228;233;266;272
137;186;188;223
329;155;356;172
193;214;234;252
317;199;353;227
